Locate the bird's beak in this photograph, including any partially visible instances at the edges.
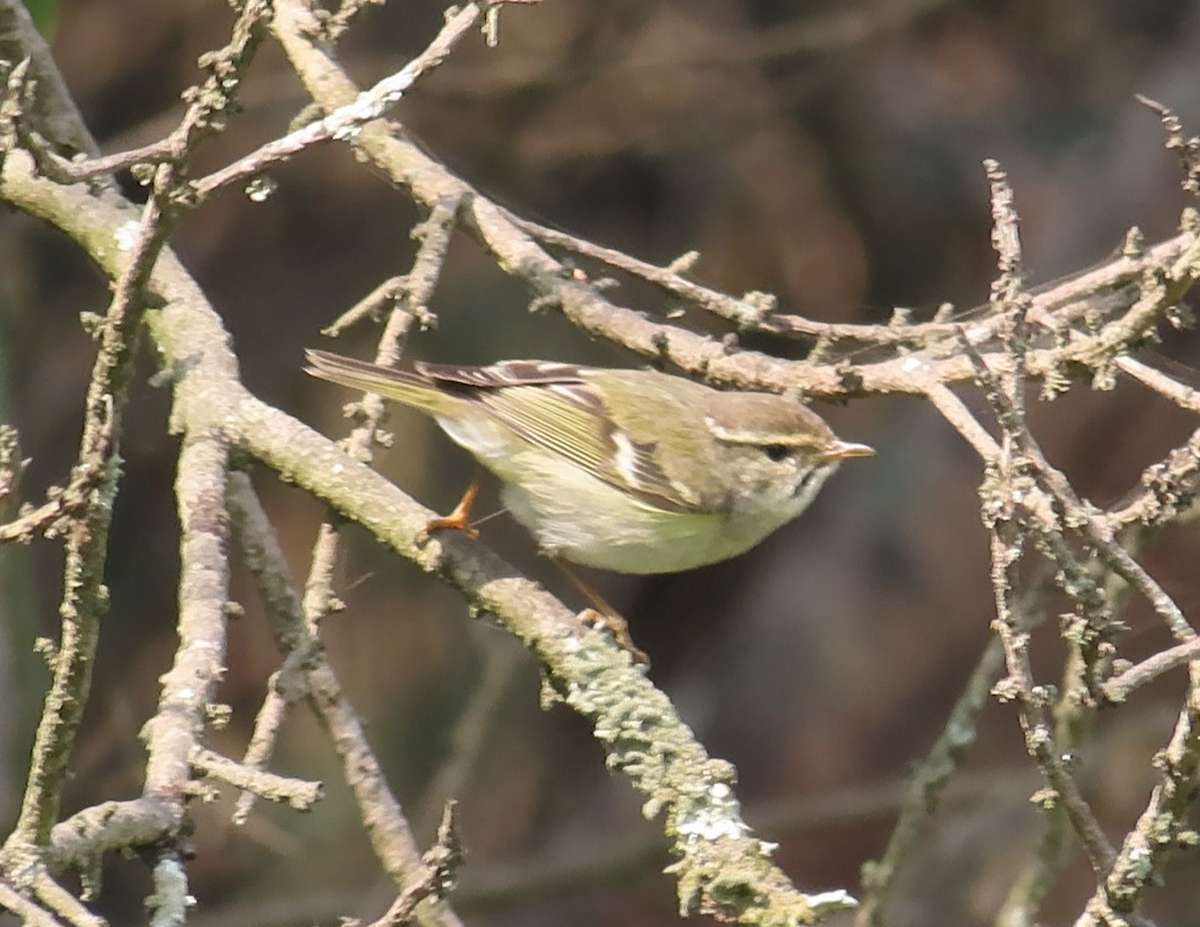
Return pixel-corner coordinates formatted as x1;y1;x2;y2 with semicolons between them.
820;440;875;462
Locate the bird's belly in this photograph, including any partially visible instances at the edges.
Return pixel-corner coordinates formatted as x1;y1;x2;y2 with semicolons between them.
496;461;777;574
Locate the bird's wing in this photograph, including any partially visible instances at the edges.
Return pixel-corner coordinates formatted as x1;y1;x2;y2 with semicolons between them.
418;361;699;512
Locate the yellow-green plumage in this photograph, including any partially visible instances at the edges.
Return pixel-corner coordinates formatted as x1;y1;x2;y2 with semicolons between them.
304;349;872;573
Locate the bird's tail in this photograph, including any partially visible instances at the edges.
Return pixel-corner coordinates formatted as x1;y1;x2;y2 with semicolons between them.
304;349;447;414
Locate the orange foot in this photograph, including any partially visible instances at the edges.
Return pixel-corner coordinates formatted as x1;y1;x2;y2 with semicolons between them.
580;607;650;667
552;557;648;665
424;476;480;539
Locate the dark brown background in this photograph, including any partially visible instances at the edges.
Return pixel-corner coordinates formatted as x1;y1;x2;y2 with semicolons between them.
4;1;1200;925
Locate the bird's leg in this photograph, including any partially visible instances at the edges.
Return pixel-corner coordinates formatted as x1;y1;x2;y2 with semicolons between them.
424;473;481;539
553;559;649;666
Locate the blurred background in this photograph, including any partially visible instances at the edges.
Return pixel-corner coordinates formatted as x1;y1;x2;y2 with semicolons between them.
3;0;1200;924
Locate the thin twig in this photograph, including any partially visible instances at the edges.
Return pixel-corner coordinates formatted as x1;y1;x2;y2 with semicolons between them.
365;803;463;927
31;869;103;927
1102;638;1200;702
191;747;323;810
854;636;1006;927
230;660;306;825
0;467;100;544
967;161;1118;883
23;0;270;184
227;473;468;927
0;880;65;927
190;5;482;203
234;195;458;822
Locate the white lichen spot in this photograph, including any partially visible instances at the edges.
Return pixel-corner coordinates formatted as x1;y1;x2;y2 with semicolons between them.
675;806;748;842
115;220;140;252
331;462;344;475
966;325;990;344
708;782;731;800
244;175;278;203
1128;844;1153;878
901;356;924;372
332;123;363;142
809;889;858;912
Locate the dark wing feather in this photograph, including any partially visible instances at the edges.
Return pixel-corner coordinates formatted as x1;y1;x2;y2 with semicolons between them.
415;359;586;388
417;360;701;512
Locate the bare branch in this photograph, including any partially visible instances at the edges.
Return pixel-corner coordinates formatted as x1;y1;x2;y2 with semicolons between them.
190;5;482;203
190;747;323;811
365;803;464;927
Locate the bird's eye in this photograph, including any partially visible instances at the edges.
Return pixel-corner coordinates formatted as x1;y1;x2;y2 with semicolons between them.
763;443;790;462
